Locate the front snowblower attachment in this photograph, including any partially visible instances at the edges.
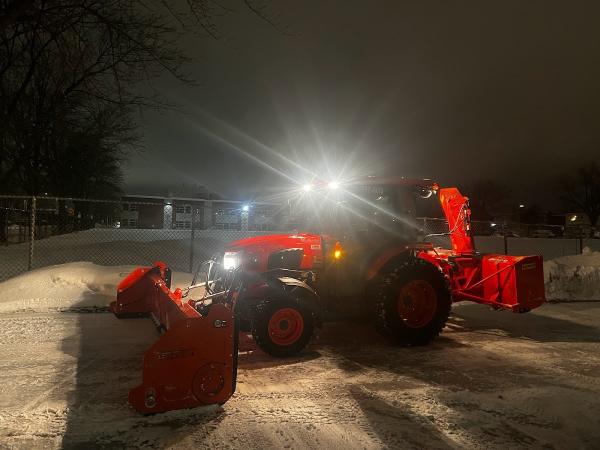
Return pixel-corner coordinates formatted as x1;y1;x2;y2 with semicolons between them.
110;262;237;414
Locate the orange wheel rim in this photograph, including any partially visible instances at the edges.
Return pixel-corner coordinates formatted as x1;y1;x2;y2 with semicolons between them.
396;280;437;328
268;308;304;346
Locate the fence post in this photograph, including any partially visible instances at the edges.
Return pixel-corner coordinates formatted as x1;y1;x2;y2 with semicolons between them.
28;196;36;271
502;223;508;255
1;198;7;246
189;209;196;273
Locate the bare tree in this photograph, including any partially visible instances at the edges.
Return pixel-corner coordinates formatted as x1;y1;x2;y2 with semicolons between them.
49;103;138;197
561;162;600;236
0;0;275;112
463;180;511;221
0;0;275;195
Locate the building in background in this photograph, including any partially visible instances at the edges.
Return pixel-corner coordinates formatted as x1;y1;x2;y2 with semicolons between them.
120;195;280;230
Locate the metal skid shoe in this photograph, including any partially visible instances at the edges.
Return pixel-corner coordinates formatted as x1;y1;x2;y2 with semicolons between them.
110;263;237;414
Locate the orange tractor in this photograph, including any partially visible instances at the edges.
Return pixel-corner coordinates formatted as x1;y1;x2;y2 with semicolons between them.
111;178;545;413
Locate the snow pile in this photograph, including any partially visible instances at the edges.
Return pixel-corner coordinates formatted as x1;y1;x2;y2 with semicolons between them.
0;262;192;313
544;247;600;301
0;262;129;313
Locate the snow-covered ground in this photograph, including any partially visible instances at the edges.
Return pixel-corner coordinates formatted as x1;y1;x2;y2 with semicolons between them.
0;262;192;314
0;262;599;449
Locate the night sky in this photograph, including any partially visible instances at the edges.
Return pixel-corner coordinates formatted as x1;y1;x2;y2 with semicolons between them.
124;0;600;208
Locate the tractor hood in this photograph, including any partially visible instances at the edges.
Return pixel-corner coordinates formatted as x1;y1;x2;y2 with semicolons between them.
225;233;326;272
226;233;321;251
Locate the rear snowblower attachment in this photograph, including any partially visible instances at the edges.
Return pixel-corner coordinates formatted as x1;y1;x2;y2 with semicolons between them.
110;262;237;414
434;188;546;312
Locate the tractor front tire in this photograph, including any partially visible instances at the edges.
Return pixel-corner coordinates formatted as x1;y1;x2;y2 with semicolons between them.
374;257;451;346
252;298;314;358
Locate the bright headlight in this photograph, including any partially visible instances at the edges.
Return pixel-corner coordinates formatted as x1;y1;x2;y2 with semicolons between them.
223;251;240;270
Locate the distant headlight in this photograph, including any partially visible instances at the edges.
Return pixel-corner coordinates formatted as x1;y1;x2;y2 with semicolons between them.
223;251;241;270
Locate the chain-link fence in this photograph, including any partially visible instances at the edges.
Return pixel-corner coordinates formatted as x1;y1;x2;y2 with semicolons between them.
0;195;290;282
1;195;599;282
416;217;596;239
414;217;600;259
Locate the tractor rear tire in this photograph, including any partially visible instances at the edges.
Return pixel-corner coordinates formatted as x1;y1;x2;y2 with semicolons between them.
374;257;451;346
252;298;314;358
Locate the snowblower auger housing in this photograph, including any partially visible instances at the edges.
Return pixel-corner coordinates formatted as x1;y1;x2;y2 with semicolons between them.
110;262;237;414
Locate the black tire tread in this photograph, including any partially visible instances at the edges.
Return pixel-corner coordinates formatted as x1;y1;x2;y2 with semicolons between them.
374;257;451;345
252;298;314;358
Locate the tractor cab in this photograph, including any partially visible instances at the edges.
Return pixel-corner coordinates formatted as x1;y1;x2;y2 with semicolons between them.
291;177;440;246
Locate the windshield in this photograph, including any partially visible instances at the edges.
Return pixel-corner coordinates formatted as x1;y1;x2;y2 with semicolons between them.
288;184;436;240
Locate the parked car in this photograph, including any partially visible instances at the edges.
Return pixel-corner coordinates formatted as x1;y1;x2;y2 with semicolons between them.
493;230;520;238
530;229;556;238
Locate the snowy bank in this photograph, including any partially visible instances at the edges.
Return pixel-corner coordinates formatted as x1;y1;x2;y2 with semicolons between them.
544;247;600;301
0;262;192;314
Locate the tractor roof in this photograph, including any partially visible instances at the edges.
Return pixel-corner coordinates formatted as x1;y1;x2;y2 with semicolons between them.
344;176;438;191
